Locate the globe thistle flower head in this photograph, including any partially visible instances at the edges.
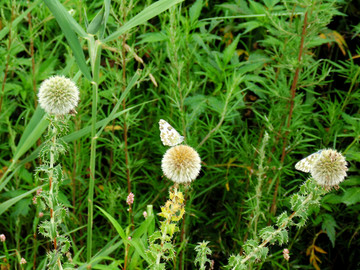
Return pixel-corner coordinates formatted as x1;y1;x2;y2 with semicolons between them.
310;149;348;189
161;145;201;184
38;75;79;115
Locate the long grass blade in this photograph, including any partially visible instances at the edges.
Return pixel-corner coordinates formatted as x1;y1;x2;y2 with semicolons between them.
43;0;91;80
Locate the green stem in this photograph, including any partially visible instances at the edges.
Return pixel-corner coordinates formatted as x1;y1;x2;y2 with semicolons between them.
87;38;102;262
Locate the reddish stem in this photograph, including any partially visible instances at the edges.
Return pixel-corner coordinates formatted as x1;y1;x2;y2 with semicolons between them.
271;11;308;215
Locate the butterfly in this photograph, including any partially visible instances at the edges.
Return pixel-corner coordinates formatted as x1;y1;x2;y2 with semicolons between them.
159;119;184;146
295;150;322;173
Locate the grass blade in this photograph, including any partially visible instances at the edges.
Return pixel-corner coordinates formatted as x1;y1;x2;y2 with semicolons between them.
43;0;91;80
0;185;44;216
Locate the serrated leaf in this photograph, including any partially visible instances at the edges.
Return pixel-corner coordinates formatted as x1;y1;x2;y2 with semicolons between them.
341;187;360;205
189;0;203;25
223;35;240;65
208;96;224;114
321;214;337;247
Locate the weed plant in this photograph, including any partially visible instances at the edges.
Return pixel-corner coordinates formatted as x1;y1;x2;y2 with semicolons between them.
0;0;359;269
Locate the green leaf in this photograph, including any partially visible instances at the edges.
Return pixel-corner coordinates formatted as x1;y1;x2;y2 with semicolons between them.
103;0;184;43
133;211;154;238
238;21;262;34
0;185;44;216
137;32;168;45
87;7;105;35
264;0;280;8
100;0;111;38
43;0;91;80
97;206;127;241
249;0;266;14
341;187;360;206
14;106;48;162
189;0;203;25
223;35;240;65
129;238;151;264
321;214;337;247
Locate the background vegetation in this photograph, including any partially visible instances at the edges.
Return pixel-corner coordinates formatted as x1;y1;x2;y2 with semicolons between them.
0;0;359;269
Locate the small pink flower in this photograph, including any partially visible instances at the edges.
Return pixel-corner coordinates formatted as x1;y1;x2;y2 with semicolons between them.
143;211;147;219
126;192;134;206
36;188;43;196
20;258;27;264
39;212;44;218
128;236;132;241
32;196;37;205
0;234;6;242
283;248;290;261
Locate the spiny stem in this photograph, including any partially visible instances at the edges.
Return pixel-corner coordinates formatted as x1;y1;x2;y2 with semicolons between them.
241;193;313;265
49;123;62;269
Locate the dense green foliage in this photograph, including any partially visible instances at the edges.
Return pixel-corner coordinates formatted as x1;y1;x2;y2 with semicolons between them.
0;0;359;269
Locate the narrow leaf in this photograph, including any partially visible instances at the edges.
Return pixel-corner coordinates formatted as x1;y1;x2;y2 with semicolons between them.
87;8;105;34
223;35;240;65
97;206;127;241
0;185;44;216
14;107;48;161
43;0;91;80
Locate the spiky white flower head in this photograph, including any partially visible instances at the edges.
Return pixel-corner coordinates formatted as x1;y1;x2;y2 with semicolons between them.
161;145;201;184
38;75;79;115
310;149;348;189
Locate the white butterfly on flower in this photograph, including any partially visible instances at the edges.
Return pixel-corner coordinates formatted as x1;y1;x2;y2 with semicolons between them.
159;119;184;146
295;150;323;173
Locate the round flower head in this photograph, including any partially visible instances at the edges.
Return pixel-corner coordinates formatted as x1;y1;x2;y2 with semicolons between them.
310;149;348;189
161;145;201;184
38;75;79;115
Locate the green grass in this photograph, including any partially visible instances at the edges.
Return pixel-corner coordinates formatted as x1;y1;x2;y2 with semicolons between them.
0;0;359;269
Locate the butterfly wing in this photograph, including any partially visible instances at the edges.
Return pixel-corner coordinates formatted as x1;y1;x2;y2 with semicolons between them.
159;119;184;146
295;151;321;173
